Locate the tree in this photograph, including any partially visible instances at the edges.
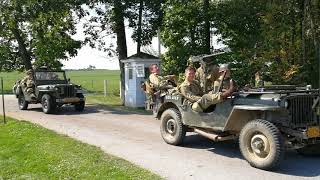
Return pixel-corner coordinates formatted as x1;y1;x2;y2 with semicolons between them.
161;0;214;75
83;0;163;104
0;0;84;71
126;0;163;54
212;0;319;87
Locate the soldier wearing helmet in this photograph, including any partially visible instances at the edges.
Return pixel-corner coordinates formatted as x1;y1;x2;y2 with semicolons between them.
179;66;236;112
20;69;36;99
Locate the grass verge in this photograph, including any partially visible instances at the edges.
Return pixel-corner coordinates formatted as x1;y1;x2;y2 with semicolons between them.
0;118;162;179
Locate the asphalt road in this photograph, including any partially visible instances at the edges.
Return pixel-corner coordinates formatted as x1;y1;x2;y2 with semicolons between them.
1;95;320;180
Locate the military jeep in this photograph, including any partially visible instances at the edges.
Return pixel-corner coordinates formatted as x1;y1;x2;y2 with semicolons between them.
153;54;320;170
13;69;85;114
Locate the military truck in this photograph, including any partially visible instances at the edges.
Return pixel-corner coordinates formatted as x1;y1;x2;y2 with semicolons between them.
13;69;85;114
153;54;320;170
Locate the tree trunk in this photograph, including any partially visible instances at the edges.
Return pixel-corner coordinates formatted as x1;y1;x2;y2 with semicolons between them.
137;0;143;54
301;0;307;65
113;1;128;105
11;25;32;70
290;6;296;65
203;0;211;54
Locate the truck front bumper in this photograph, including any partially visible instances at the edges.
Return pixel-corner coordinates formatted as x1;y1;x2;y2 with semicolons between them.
56;97;85;103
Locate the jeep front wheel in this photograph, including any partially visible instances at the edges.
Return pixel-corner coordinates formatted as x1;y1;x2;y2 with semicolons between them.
160;108;186;146
41;94;56;114
18;94;28;110
239;119;284;170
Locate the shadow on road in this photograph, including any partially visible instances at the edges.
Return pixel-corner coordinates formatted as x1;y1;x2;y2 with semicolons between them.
26;104;153;116
183;134;320;177
26;105;99;115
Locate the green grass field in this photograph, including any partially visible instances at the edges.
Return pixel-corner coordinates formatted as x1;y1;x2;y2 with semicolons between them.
0;118;162;179
0;69;120;94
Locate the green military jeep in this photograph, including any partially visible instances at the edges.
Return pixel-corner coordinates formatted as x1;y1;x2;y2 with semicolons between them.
153;54;320;170
13;69;85;114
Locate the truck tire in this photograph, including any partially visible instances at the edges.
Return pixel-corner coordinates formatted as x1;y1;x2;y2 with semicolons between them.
160;108;186;146
296;144;320;156
41;94;56;114
75;94;85;111
239;119;284;170
18;94;28;110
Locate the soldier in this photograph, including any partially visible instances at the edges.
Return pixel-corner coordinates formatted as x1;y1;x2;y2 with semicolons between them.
212;64;232;93
255;71;264;87
148;64;175;92
20;69;36;99
195;63;220;93
179;66;235;112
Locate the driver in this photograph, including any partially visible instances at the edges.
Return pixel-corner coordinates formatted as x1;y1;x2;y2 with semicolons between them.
179;66;235;112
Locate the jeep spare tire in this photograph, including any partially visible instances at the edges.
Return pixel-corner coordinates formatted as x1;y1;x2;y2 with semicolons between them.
239;119;284;170
160;108;186;146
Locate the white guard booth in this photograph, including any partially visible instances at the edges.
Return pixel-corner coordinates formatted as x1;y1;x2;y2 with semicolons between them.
121;52;160;108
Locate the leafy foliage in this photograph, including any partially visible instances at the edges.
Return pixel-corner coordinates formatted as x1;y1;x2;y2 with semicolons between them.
0;0;84;71
161;0;319;88
161;0;213;75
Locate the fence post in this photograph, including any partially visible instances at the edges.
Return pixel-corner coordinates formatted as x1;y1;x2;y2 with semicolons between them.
104;80;107;97
1;77;6;124
91;80;94;89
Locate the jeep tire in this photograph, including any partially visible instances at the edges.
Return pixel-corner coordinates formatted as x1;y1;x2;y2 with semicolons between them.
41;94;56;114
18;94;28;110
160;108;186;145
239;119;284;170
75;94;85;111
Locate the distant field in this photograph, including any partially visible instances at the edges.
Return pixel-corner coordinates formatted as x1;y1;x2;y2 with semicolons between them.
0;70;120;94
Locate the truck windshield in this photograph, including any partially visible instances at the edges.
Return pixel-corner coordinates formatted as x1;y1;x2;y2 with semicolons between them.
35;71;66;81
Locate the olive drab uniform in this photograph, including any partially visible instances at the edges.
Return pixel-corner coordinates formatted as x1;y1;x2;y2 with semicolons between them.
196;65;219;93
179;80;223;112
20;70;36;98
195;66;206;90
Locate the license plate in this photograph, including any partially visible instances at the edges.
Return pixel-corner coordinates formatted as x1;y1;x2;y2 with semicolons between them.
307;126;320;138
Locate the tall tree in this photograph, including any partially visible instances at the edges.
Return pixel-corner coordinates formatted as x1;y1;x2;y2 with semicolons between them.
161;0;213;75
0;0;84;71
84;0;163;104
127;0;163;54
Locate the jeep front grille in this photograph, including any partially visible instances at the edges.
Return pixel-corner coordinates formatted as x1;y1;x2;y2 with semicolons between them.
287;95;319;127
63;86;75;98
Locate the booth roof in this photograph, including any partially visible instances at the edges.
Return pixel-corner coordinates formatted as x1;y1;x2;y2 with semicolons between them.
127;52;159;59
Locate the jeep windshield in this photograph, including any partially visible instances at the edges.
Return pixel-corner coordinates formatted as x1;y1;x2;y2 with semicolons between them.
35;71;68;85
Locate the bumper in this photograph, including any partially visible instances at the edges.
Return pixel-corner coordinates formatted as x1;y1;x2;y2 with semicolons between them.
56;97;85;103
282;126;320;139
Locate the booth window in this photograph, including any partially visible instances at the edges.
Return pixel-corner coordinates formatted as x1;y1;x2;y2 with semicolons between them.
129;69;133;79
136;65;145;77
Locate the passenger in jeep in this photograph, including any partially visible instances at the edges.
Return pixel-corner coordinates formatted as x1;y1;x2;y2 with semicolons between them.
148;64;176;92
179;66;235;112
